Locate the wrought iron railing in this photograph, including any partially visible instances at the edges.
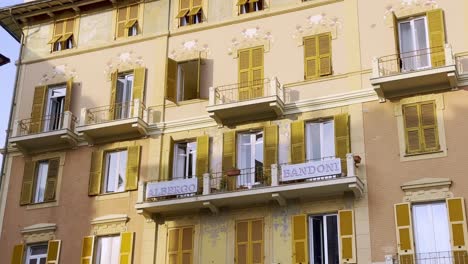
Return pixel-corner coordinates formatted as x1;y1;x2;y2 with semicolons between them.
396;251;468;264
15;112;77;137
83;100;146;125
212;77;284;105
209;166;270;194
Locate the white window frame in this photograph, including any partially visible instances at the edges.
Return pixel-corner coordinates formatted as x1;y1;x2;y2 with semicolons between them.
305;120;335;162
44;85;66;132
33;161;49;203
103;150;128;194
25;243;48;264
237;131;263;188
173;141;197;180
398;16;431;72
116;73;134;119
95;235;121;264
308;214;339;264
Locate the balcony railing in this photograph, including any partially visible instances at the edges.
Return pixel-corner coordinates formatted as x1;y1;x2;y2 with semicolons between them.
80;99;146;126
12;111;77;137
456;53;468;77
394;251;468;264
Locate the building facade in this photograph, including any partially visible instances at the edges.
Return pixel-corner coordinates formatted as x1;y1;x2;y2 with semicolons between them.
0;0;466;264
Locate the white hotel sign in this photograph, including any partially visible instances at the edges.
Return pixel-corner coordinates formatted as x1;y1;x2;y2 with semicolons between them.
146;178;198;198
281;158;342;182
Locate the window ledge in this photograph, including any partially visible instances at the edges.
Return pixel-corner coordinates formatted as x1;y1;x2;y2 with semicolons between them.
166;98;208;107
95;191;130;201
400;149;447;162
26;201;59;210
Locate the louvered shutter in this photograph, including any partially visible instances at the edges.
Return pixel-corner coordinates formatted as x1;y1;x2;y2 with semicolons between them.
109;70;118;120
64;78;73;112
251;219;263;264
394;203;415;264
125;145;141;191
81;236;95;264
223;131;237;191
132;67;146;104
334;114;350;175
59;18;74;43
88;150;103;196
48;20;64;44
447;197;468;264
236;221;249;264
166;58;178;102
44;158;60;202
318;33;332;76
30;85;47;134
263;125;278;185
20;161;35;205
127;4;139;31
420;102;439;151
251;46;264;98
238;49;251;101
290;120;305;164
117;6;128;38
166;136;175;181
403;104;421;153
119;232;134;264
46;240;61;264
11;244;24;264
292;215;308;264
339;210;356;264
168;228;180;264
427;9;446;67
196;135;209;192
181;227;194;264
304;36;318;79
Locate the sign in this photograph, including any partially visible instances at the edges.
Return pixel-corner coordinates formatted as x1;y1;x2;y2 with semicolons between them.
281;158;342;182
146;178;198;198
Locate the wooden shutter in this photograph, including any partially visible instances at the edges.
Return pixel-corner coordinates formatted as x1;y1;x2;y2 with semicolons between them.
128;4;139;31
109;70;118;120
236;220;249;264
251;219;263;264
304;36;318;79
168;228;180;264
334;114;350;175
292;215;308;264
447;197;468;262
251;46;264;98
46;240;61;264
180;0;190;10
132;67;146;103
223;131;236;191
165;136;175;181
88;150;103;196
427;9;446;67
403;104;421;153
30;85;47;133
44;158;60;202
166;58;178;102
120;232;134;264
116;6;128;38
81;236;95;264
58;18;74;43
48;20;64;44
394;203;415;264
420;102;439;151
339;210;356;264
125;145;141;191
238;49;251;101
64;78;73;112
20;160;35;205
263;124;278;185
318;33;332;76
392;12;400;59
11;244;24;264
181;227;194;264
290;120;305;164
196;135;209;192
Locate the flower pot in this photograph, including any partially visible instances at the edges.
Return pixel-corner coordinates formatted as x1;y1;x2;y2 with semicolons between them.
226;169;241;176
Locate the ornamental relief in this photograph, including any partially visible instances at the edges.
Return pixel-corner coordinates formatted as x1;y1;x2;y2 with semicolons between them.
39;64;77;85
227;27;273;57
104;51;145;80
169;40;211;61
292;13;341;46
384;0;438;26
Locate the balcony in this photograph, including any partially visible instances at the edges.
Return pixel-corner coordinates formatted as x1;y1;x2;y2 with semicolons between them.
9;111;78;153
136;154;364;216
370;45;458;101
392;251;468;264
206;77;285;126
76;99;148;144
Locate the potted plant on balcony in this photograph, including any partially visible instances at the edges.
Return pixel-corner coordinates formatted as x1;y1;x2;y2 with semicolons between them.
226;167;241;177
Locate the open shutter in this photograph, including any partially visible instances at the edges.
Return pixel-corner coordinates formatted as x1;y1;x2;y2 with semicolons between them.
394;203;415;264
290;120;305;164
166;58;178;103
132;67;146;103
236;221;249;264
304;36;318;79
223;131;237;191
292;215;308;264
181;227;194;264
88;150;103;196
46;240;61;264
318;33;332;76
447;198;468;263
168;228;180;264
403;104;422;154
120;232;134;264
427;9;446;67
251;46;264;98
64;78;73;112
49;20;63;45
116;6;128;38
238;49;251;101
334;114;350;175
196;135;209;192
339;210;356;264
420;102;439;152
44;158;60;202
30;85;47;134
20;161;35;205
263;124;278;185
127;4;139;33
109;70;118;120
196;56;202;99
81;236;95;264
125;145;141;191
166;137;175;181
11;244;24;264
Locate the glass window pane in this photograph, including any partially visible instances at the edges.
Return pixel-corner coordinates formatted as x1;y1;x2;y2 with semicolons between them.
118;151;127;192
310;216;324;264
173;143;187;180
104;150;127;193
322;121;335;159
326;215;339;264
34;161;49;203
187;142;197;178
399;21;414;54
96;235;121;264
414;18;430;68
238;134;252;170
306;123;322;161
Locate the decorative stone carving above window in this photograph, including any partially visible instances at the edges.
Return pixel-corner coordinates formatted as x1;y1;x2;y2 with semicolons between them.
39;64;77;85
104;51;145;80
91;214;129;236
384;0;438;26
169;39;210;61
293;13;341;46
401;178;453;202
228;27;273;57
21;223;57;243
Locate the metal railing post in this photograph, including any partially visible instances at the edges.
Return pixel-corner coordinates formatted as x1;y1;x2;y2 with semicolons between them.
346;153;356;177
79;108;87;126
271;164;278;186
203;173;210;195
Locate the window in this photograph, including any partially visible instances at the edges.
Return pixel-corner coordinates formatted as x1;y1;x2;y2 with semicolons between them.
20;158;60;205
235;219;263;264
398;16;431;71
306;120;335;161
173;141;197;180
402;101;439;154
304;33;332;79
115;73;134;119
166;58;204;103
44;85;66;132
309;214;339;264
177;0;203;27
237;131;263;188
33;161;49;203
237;0;263;15
116;4;139;38
238;46;264;101
49;18;75;52
95;235;121;264
25;244;48;264
103;150;128;194
167;226;194;264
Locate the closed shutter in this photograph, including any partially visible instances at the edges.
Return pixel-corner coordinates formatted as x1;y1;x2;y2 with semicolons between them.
292;215;308;264
125;145;141;191
46;240;61;264
181;227;194;264
81;236;95;264
11;244;24;264
403;104;422;153
236;220;249;264
120;232;134;264
420;102;439;151
304;36;318;79
109;70;118;120
168;228;179;264
318;33;332;76
251;47;264;98
64;78;73;112
132;67;146;104
394;203;415;264
447;197;468;263
168;227;194;264
290;120;305;164
20;160;35;205
44;158;60;202
427;9;446;67
223;131;236;191
339;210;356;263
334;114;350;175
196;135;209;192
166;58;178;103
403;102;439;154
251;219;263;264
238;49;251;101
88;150;104;196
30;85;47;134
263;125;278;185
116;6;128;38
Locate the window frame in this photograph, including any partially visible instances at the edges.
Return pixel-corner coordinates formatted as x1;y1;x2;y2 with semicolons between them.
50;18;75;53
102;149;128;194
94;235;122;264
25;243;48;264
397;15;432;72
235;218;264;264
177;0;204;27
236;130;264;188
176;58;201;102
305;119;335;162
238;0;264;15
115;72;134;120
43;84;67;132
172;140;198;180
115;4;140;39
166;226;195;264
307;213;339;264
32;160;49;204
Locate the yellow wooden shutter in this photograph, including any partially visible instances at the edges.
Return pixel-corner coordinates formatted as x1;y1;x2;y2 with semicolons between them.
394;203;415;264
263;125;278;185
339;210;356;264
30;85;47;133
48;20;63;44
334;114;350;175
46;240;61;264
20;161;35;205
236;220;249;264
427;9;446;67
318;33;332;76
168;228;180;264
251;46;264;98
44;158;60;202
88;150;103;196
129;4;139;21
420;102;439;151
110;70;118;120
251;219;263;264
290;120;305;164
81;236;95;264
403;104;421;154
304;36;318;79
181;227;194;264
59;18;74;43
196;135;209;192
11;244;24;264
64;78;73;112
132;67;146;103
292;215;308;264
447;197;468;262
125;145;141;191
166;58;178;102
116;6;128;38
180;0;190;10
238;49;251;101
166;136;175;181
120;232;134;264
223;131;237;191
